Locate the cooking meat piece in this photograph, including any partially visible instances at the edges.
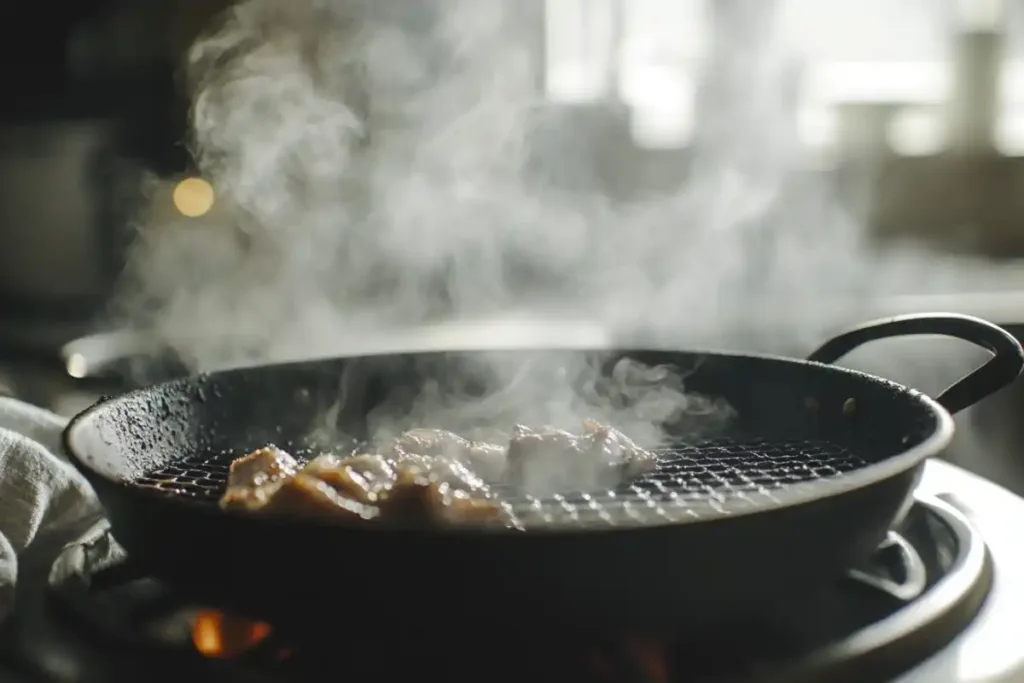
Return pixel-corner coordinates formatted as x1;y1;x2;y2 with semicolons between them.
461;441;507;482
389;455;492;492
378;436;507;524
220;446;299;510
379;462;506;525
218;445;503;526
323;452;395;480
579;419;658;476
506;421;657;496
302;453;395;504
297;451;505;525
220;449;379;521
218;421;652;525
226;445;299;488
384;428;507;481
505;425;587;495
386;428;466;459
260;473;379;522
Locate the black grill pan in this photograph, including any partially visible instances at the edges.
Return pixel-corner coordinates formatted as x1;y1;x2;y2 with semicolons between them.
62;313;1023;633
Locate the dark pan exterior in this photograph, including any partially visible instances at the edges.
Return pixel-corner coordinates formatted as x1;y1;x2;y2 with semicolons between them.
84;459;923;633
64;348;951;632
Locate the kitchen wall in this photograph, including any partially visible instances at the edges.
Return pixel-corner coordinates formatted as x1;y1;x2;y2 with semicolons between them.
545;0;1024;255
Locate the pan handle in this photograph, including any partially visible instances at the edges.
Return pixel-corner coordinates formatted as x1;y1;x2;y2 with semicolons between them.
806;313;1024;415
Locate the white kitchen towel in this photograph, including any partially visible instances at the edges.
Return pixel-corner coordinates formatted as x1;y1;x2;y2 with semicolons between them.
0;397;103;621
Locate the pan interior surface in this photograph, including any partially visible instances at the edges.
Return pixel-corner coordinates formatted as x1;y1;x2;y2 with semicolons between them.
64;348;947;530
134;437;874;528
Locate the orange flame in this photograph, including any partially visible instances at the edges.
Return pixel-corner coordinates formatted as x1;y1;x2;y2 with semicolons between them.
625;638;670;683
191;610;272;658
590;639;670;683
189;607;668;680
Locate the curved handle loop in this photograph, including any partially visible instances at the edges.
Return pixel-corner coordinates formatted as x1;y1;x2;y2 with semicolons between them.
846;531;928;602
807;313;1024;415
847;532;929;602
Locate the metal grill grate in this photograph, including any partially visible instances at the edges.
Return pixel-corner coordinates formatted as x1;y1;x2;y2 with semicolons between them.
134;438;870;528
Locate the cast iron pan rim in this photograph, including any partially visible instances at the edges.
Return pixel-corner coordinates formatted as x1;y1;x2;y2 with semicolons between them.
61;347;956;537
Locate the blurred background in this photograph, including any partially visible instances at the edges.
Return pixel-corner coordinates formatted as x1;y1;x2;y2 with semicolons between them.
3;0;1024;489
4;0;1024;320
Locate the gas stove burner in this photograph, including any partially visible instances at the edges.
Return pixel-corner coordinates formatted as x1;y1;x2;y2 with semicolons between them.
23;496;991;683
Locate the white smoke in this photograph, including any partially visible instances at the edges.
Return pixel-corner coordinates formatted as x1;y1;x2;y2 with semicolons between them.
106;0;1006;466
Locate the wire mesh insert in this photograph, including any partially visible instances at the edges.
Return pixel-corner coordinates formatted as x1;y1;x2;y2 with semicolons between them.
133;437;871;528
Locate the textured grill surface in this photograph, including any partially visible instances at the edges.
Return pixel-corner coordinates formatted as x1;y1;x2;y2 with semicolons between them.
135;438;871;528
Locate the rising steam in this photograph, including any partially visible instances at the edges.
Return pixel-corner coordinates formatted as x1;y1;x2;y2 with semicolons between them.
107;0;1003;471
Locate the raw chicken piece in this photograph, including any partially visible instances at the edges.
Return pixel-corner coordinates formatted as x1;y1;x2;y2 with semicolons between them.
384;428;507;482
220;446;299;510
